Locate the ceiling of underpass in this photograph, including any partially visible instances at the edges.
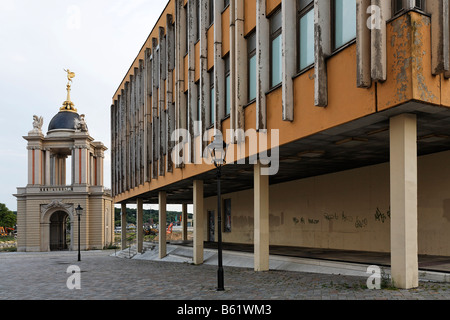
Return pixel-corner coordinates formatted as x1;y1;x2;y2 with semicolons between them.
130;101;450;205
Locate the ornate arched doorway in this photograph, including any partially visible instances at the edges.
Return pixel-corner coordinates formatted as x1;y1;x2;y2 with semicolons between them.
50;211;70;251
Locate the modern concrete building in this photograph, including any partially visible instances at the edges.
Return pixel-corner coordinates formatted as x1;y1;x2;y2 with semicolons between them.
15;72;114;252
110;0;450;289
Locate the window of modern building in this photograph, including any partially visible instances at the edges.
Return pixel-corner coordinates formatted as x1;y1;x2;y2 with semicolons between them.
196;0;200;42
333;0;356;51
297;0;314;71
247;31;257;102
185;5;189;55
393;0;404;14
393;0;425;15
210;68;215;126
185;90;189;130
415;0;425;9
270;8;282;88
209;0;214;25
224;55;230;116
197;82;201;135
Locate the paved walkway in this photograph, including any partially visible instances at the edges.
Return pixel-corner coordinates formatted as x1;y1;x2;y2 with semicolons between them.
1;248;450;302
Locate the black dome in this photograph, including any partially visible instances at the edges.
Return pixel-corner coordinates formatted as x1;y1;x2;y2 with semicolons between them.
48;111;80;132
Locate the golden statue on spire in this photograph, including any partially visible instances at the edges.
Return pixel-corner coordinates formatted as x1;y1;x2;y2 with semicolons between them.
60;68;78;112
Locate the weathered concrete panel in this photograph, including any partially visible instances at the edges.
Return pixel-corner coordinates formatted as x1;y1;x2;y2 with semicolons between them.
356;0;372;88
314;0;331;107
256;0;269;128
281;0;296;121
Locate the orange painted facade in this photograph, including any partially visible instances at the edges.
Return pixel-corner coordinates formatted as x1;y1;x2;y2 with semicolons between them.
111;1;450;204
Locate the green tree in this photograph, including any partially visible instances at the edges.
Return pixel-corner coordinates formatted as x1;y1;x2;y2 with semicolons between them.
0;203;16;228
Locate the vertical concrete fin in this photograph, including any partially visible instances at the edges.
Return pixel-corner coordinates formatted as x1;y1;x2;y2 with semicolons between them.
151;37;159;179
229;0;237;133
357;0;372;88
187;0;197;164
282;0;296;121
214;0;224;132
125;81;131;190
256;0;269;128
111;102;116;196
371;0;390;82
159;26;167;177
166;14;175;173
314;0;331;107
199;0;210;150
144;48;151;183
234;0;246;143
429;0;450;76
175;0;187;168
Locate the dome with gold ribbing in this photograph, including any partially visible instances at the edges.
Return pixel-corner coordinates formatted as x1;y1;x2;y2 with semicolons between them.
48;69;82;133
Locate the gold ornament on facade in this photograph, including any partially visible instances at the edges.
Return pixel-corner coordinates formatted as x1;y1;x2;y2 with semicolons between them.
61;69;78;113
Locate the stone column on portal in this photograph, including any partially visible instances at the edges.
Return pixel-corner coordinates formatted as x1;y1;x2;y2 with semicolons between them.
390;113;418;289
45;148;51;185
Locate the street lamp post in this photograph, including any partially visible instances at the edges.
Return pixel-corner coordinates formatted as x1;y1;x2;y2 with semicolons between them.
75;204;83;261
207;135;228;291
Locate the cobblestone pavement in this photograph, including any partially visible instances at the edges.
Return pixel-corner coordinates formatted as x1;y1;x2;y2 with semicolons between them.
1;250;450;302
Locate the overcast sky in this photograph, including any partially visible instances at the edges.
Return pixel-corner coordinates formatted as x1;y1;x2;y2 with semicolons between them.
0;0;172;212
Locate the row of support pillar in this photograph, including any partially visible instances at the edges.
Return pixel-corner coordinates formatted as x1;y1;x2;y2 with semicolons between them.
119;113;419;289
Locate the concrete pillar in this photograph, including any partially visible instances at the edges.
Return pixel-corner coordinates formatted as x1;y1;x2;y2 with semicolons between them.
136;198;144;253
193;180;204;265
121;203;127;250
390;113;418;289
182;203;188;241
254;161;269;271
159;191;167;259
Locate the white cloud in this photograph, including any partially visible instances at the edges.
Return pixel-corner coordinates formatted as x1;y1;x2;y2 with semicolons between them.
0;0;168;211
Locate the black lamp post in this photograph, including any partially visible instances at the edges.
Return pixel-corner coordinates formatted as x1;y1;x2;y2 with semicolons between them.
207;134;228;291
75;204;83;261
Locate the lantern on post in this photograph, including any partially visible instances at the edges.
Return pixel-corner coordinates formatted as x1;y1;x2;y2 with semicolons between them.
207;134;228;291
75;204;83;261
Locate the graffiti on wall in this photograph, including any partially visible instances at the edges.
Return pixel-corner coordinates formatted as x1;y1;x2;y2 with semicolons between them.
374;207;390;223
290;206;390;230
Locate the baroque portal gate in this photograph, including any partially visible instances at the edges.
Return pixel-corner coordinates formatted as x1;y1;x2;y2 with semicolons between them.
50;211;69;251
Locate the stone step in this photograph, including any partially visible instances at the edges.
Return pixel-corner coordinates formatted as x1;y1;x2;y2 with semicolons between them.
113;242;156;259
